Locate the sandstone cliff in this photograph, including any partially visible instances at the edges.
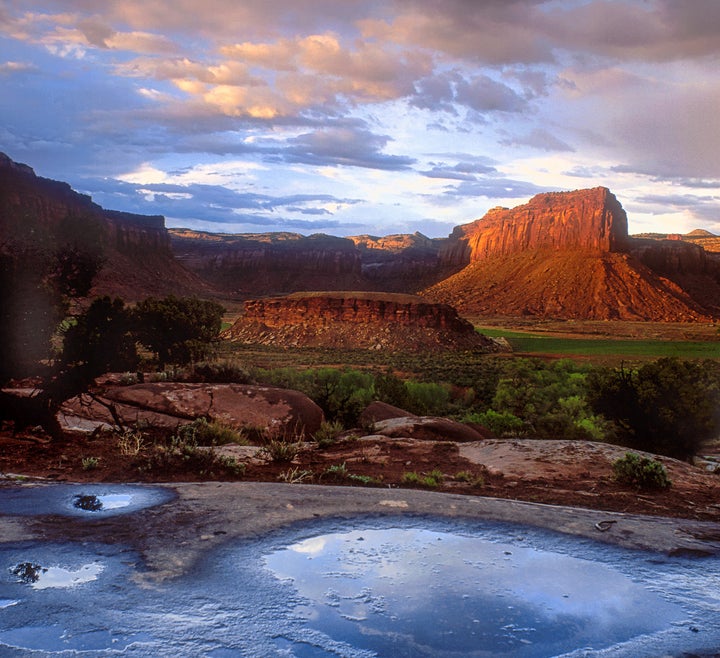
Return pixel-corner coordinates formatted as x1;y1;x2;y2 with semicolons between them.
348;232;452;290
170;229;453;295
425;188;720;320
223;291;503;351
0;152;205;300
170;229;365;295
441;187;629;267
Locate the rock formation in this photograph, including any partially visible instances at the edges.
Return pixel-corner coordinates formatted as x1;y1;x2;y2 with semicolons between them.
170;228;453;295
170;229;365;295
440;187;629;267
0;152;205;300
3;151;718;321
348;232;452;291
223;291;503;351
59;382;324;438
425;188;720;320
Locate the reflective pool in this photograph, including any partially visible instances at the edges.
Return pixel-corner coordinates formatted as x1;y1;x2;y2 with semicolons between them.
0;483;174;517
265;527;689;657
0;516;718;656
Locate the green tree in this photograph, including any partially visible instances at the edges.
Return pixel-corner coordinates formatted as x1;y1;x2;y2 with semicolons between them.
588;358;720;459
62;296;138;374
490;359;602;440
134;296;224;366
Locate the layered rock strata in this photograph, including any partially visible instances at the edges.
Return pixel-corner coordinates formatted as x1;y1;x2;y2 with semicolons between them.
426;187;720;320
223;292;502;351
0;152;204;299
440;187;628;266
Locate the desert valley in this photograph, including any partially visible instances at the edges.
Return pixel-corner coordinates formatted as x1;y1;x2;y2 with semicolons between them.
3;150;720;656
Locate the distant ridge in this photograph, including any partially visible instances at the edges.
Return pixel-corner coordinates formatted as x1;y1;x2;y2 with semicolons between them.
0;152;207;300
686;228;717;237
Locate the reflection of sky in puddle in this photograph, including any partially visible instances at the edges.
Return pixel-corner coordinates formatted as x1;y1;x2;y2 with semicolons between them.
13;562;105;590
73;493;134;512
265;527;685;656
0;483;173;517
0;517;719;656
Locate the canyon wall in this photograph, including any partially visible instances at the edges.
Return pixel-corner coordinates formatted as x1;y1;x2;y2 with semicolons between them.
441;187;629;266
0;152;201;299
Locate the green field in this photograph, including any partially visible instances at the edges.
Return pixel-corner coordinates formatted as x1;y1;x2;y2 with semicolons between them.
478;327;720;359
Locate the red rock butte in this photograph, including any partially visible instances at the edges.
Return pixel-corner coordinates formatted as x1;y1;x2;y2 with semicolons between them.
426;187;720;321
222;292;503;351
441;187;628;265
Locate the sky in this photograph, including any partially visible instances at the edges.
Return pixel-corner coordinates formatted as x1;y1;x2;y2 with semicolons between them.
1;0;719;238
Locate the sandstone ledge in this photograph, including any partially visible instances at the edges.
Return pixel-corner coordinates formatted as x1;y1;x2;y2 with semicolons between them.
222;292;503;351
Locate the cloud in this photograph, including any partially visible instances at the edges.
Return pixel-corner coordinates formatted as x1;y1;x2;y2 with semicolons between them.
360;0;554;64
0;60;38;74
544;0;720;61
2;1;720;237
500;128;575;152
634;192;720;224
421;160;498;181
77;176;362;229
282;126;415;170
442;177;551;200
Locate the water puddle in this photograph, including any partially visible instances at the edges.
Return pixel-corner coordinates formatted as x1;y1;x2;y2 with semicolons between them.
11;560;104;589
0;516;718;656
265;527;683;656
0;483;173;517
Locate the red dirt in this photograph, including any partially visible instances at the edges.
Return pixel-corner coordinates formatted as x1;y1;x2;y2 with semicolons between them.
3;428;719;522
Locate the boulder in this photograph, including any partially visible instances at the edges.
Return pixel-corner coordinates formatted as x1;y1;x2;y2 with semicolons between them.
60;383;324;438
359;401;417;425
372;416;486;443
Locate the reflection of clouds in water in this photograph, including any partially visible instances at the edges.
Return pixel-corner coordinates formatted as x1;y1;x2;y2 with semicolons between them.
29;563;105;590
504;552;648;626
267;527;684;656
96;494;134;510
290;536;328;556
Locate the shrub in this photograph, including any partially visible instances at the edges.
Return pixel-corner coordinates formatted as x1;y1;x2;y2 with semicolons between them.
401;469;443;487
189;360;252;384
134;295;225;367
215;455;246;476
589;358;720;459
313;420;345;448
612;452;671;490
323;462;348;478
423;468;445;487
117;429;145;456
138;428;245;477
404;381;451;416
464;409;526;437
454;470;485;487
348;474;378;485
261;439;300;463
401;471;421;485
277;467;313;483
177;418;247;446
81;456;99;471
